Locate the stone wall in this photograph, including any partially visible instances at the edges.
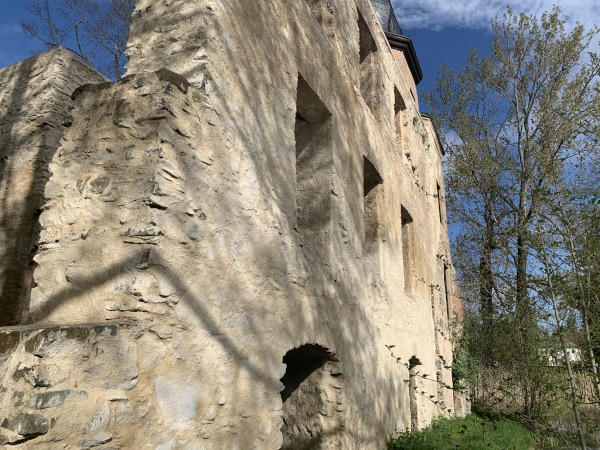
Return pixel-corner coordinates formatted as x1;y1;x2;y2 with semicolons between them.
0;0;468;448
0;324;139;447
0;48;106;325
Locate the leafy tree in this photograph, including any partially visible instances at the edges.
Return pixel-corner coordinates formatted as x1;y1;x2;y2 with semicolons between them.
20;0;135;79
426;5;599;417
531;174;600;448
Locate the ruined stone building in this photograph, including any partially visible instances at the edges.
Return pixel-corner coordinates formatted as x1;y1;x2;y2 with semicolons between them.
0;0;467;448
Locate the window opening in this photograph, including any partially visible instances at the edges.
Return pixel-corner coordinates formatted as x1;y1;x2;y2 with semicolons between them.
363;156;383;258
436;182;444;224
295;76;333;262
408;355;421;430
443;263;451;325
394;87;406;151
401;205;413;294
358;11;380;118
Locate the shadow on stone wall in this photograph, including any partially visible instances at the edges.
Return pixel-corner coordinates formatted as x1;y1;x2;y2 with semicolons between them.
0;50;105;326
2;1;414;447
0;55;40;325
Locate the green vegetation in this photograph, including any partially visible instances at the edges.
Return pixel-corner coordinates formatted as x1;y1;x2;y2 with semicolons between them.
388;413;533;450
423;5;599;447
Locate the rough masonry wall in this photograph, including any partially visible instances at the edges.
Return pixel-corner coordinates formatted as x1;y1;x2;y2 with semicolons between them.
26;69;299;448
1;324;140;447
0;48;106;325
0;0;466;448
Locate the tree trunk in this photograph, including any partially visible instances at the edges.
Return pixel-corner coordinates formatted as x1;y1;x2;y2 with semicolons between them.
480;199;495;366
541;232;588;450
565;233;600;401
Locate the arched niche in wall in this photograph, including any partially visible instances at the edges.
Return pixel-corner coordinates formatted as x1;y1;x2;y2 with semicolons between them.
280;343;343;449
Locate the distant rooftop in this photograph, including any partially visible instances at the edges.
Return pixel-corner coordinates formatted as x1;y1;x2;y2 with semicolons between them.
370;0;403;35
369;0;423;85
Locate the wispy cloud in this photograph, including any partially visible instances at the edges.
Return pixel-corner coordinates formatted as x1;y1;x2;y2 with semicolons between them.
393;0;600;32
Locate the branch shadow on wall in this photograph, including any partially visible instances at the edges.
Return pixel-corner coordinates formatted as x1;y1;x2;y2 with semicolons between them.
4;0;412;446
0;53;48;326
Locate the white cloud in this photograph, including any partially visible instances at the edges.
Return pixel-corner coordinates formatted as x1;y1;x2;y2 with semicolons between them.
392;0;600;32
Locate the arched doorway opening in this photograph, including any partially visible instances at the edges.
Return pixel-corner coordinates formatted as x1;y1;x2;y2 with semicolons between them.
279;344;343;449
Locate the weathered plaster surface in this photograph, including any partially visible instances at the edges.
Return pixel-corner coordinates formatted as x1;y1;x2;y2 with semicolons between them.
0;0;468;448
0;48;106;325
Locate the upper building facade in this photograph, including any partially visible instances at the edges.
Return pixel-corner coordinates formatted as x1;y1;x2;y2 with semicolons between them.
0;0;466;448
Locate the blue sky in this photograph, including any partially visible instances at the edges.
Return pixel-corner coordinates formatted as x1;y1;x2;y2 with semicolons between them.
0;3;39;69
407;27;493;101
0;1;597;102
395;0;600;104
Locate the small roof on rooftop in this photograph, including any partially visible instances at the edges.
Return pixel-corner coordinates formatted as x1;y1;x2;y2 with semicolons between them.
370;0;403;36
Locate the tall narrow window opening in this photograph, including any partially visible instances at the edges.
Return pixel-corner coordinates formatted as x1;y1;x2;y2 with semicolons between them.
394;86;406;151
408;355;421;430
443;263;451;325
295;76;333;262
436;182;444;224
401;206;414;294
363;156;383;257
358;11;380;118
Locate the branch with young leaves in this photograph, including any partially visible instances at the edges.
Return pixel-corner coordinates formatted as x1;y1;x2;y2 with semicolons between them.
384;344;457;414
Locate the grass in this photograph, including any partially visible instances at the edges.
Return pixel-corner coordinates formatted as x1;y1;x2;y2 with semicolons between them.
388;413;534;450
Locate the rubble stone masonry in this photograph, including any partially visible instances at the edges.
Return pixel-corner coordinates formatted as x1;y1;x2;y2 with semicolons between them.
0;48;106;326
0;0;468;448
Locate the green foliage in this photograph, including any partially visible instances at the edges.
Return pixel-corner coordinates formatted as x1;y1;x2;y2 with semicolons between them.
388;413;533;450
425;3;600;423
449;319;481;392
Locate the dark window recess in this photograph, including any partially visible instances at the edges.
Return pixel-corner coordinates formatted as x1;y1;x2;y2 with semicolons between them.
401;205;414;294
394;86;406;151
363;156;383;196
295;75;333;261
358;11;380;118
408;355;422;430
444;263;451;323
436;182;444;224
364;156;383;258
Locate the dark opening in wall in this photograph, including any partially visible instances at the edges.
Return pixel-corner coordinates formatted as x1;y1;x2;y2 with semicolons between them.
394;86;406;152
408;355;422;430
363;156;383;258
436;182;444;224
295;75;333;262
305;0;336;37
443;263;451;324
401;205;414;294
280;344;343;449
358;10;380;118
